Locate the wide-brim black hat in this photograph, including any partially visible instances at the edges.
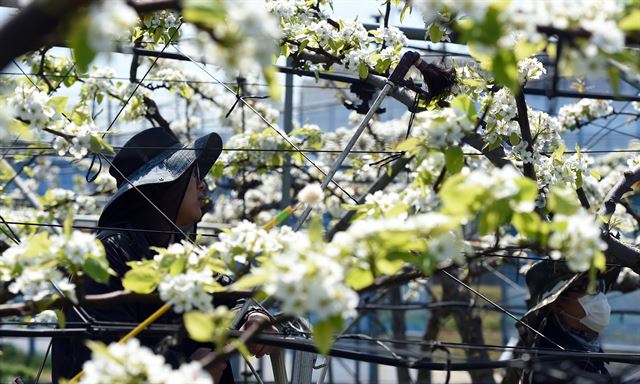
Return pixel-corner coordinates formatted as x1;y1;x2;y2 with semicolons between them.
520;260;620;322
98;127;223;227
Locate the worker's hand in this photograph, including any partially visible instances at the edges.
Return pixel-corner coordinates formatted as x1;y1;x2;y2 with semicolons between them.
190;347;227;383
239;312;278;358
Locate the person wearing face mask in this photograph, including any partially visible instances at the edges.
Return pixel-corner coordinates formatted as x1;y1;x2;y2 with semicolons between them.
509;260;619;384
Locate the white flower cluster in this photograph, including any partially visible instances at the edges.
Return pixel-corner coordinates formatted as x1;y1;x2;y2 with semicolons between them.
83;67;116;100
266;0;404;76
7;84;55;130
528;108;563;152
418;0;626;75
32;309;59;324
80;338;212;384
0;230;104;303
363;190;405;218
154;240;206;268
52;230;105;266
298;182;324;206
548;209;608;272
558;99;613;129
212;220;282;266
170;117;201;136
402;185;438;213
464;165;535;212
373;26;408;48
94;171;117;193
87;0;138;51
334;212;464;265
412;106;475;148
518;57;546;82
52;121;100;159
265;0;306;19
257;228;359;321
481;88;518;145
509;0;625;73
142;10;180;32
114;83;151;121
197;2;281;76
415;0;492;24
41;188;96;213
158;269;215;313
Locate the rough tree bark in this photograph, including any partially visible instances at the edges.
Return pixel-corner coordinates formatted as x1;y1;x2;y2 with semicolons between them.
417;305;445;384
441;270;496;384
390;285;413;383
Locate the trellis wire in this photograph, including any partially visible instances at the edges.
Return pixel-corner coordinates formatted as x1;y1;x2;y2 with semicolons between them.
171;42;360;204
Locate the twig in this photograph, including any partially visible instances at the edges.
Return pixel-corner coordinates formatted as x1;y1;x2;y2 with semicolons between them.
514;89;536;181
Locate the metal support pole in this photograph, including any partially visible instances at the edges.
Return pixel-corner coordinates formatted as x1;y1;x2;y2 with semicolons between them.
282;57;294;209
270;350;288;384
293;50;423;230
294;81;395;230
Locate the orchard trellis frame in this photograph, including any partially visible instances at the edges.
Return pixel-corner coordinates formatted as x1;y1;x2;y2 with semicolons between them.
1;1;640;383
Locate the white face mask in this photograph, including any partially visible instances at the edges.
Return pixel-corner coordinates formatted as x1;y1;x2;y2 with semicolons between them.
577;292;611;333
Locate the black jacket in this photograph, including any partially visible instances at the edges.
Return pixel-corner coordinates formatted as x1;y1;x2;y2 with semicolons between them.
522;317;611;384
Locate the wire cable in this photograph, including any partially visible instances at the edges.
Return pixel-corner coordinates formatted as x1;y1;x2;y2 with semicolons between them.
170;43;358;204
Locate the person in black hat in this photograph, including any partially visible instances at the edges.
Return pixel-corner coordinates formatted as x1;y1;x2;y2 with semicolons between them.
506;260;619;384
51;127;272;383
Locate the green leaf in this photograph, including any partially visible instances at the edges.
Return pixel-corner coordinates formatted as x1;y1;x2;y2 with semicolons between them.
169;257;186;275
308;216;324;244
619;9;640;31
184;311;215;342
492;49;519;92
450;94;477;122
313;318;337;355
478;199;511;235
512;212;542;238
54;309;66;328
428;23;444;43
590;169;601;180
85;340;109;357
89;135;115;154
400;2;411;22
68;13;96;72
444;146;464;175
608;66;621;95
395;137;421;152
8;119;33;140
298;39;310;55
263;65;281;102
83;257;112;284
547;186;579;215
122;267;160;294
48;96;68;113
182;0;227;28
230;273;266;290
345;267;374;290
357;63;369;79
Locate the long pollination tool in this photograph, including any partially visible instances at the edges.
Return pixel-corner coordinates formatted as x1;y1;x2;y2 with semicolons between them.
294;51;426;230
68;203;302;384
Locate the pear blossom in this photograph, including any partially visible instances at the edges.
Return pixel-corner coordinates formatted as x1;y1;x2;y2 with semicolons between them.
158;270;216;313
298;183;323;205
80;338;212;384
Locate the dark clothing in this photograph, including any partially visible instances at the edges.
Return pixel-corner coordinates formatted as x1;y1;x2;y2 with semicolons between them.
51;169;235;383
522;317;610;384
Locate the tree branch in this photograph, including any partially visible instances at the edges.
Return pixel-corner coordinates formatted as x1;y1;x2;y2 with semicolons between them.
0;290;252;317
514;89;536;181
602;167;640;224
